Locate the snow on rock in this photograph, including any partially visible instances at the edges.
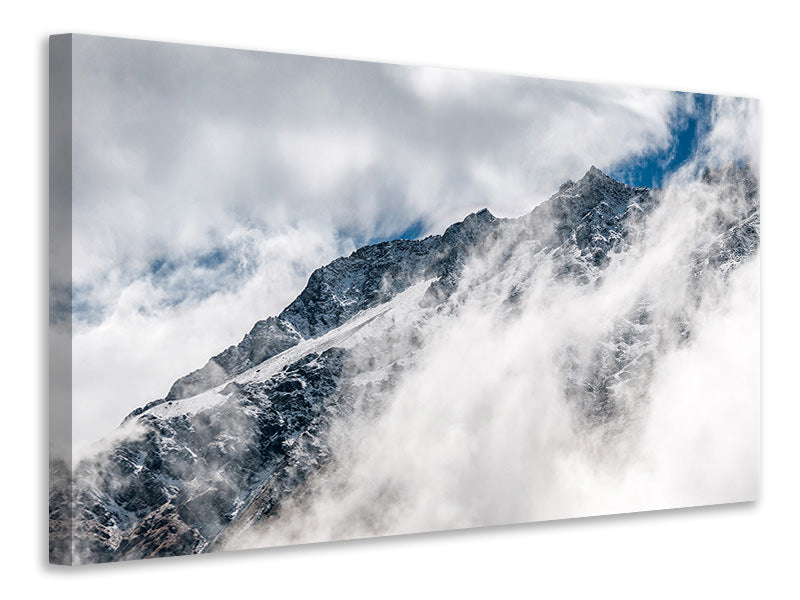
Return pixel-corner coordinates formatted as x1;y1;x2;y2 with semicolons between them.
54;165;760;564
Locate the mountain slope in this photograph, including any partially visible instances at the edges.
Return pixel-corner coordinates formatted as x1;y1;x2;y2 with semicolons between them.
54;165;759;564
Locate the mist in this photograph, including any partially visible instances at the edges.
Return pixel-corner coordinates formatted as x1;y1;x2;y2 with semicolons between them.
68;35;688;450
227;118;760;549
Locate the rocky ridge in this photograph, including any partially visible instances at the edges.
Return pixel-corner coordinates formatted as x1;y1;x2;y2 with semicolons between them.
51;165;759;564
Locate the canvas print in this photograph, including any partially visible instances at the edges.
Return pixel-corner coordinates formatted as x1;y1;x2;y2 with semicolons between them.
49;34;760;565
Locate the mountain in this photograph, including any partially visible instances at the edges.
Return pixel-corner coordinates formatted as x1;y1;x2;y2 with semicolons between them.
50;165;759;564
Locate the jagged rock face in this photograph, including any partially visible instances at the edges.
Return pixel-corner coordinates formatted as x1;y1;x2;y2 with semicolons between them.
164;317;303;402
72;348;348;563
558;166;759;432
280;237;443;338
532;167;654;283
48;459;72;564
60;166;760;564
159;212;504;404
156;169;654;407
692;164;759;279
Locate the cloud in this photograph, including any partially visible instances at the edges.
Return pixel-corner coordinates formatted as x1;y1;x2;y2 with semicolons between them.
702;96;760;169
69;35;690;449
71;223;346;449
228;229;759;549
223;95;759;547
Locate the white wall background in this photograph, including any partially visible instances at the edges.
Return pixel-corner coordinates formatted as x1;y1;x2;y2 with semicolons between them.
2;1;797;597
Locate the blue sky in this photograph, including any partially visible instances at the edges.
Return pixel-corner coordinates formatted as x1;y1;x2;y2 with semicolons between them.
363;219;427;246
362;92;717;244
610;93;714;189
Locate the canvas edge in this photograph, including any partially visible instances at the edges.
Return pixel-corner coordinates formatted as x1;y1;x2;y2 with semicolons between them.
48;32;74;566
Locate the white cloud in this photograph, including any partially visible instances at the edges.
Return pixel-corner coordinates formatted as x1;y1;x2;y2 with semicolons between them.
275;129;377;194
68;35;690;450
223;96;760;546
702;96;760;169
402;65;487;102
71;224;349;448
229;163;759;549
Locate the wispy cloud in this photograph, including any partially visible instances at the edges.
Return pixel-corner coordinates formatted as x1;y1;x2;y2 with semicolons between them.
70;35;692;448
227;97;760;548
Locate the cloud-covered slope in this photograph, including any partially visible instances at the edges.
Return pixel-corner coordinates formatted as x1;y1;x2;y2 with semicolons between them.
53;165;759;564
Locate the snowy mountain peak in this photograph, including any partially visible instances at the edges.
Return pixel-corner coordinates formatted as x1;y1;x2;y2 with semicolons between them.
151;175;658;409
585;164;605;177
55;166;760;564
